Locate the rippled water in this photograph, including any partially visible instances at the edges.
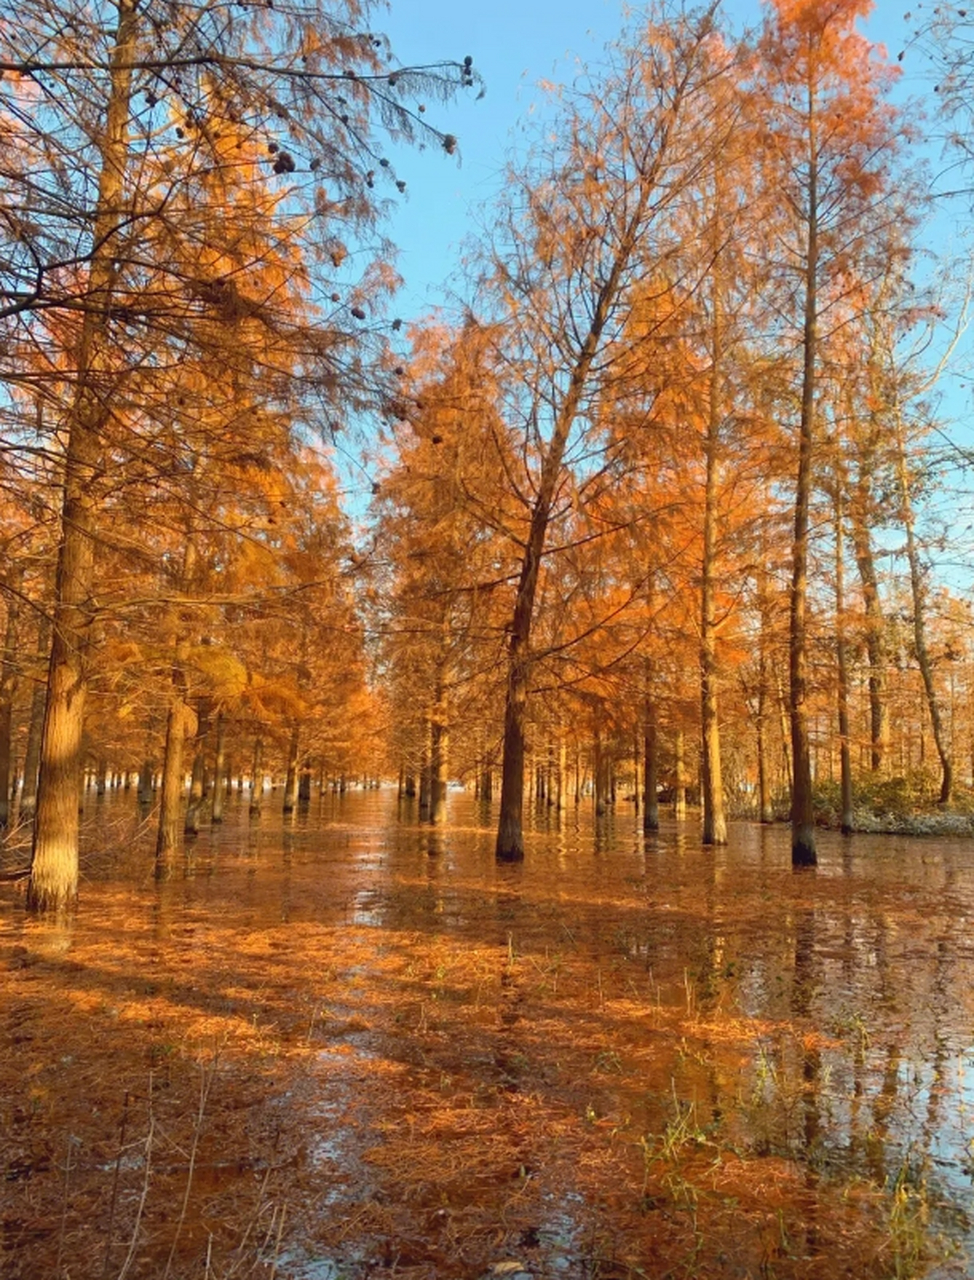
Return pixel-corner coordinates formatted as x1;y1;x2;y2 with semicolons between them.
2;788;974;1279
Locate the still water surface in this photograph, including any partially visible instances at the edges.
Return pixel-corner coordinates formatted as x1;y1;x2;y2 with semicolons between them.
3;789;974;1278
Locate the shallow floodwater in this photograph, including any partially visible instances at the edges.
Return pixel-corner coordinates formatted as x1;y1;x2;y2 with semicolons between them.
2;789;974;1279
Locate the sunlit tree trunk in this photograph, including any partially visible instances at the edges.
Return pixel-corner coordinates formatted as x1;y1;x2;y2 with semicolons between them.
27;0;138;913
156;690;188;877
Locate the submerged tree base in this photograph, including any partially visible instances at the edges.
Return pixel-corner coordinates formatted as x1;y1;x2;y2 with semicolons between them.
791;822;818;867
495;843;525;863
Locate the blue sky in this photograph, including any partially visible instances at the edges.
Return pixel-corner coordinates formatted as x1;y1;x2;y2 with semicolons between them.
378;0;925;320
365;0;974;570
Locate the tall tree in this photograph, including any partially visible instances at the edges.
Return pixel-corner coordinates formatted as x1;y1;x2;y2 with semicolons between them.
0;0;475;911
484;1;736;861
757;0;902;866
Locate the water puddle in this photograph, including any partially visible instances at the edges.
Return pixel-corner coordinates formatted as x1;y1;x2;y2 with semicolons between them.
2;792;974;1277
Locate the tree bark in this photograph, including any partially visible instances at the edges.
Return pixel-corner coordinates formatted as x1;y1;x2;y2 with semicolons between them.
156;694;188;876
789;77;819;868
894;412;952;803
834;484;854;834
28;0;138;913
249;738;264;816
282;724;300;813
210;713;227;823
851;475;890;773
20;615;51;823
0;577;22;828
674;727;687;820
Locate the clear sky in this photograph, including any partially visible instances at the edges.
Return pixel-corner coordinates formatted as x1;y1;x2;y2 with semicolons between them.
378;0;924;321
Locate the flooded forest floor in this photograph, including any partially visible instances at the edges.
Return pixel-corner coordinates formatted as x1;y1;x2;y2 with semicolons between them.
2;792;974;1280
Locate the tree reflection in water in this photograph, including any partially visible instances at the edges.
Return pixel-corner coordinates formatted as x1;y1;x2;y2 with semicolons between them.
0;790;971;1278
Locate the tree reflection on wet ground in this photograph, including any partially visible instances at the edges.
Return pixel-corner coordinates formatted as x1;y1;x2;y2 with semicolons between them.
2;791;974;1278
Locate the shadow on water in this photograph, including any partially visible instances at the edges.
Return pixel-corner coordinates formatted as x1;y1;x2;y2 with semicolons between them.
2;789;974;1278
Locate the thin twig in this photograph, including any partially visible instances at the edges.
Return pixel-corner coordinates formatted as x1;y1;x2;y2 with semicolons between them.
55;1134;75;1277
101;1090;130;1279
117;1075;155;1280
162;1053;218;1280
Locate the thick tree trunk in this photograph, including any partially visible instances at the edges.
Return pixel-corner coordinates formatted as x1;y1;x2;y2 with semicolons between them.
27;0;138;914
156;687;189;874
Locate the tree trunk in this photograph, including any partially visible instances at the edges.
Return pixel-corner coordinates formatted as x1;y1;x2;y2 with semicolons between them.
594;731;609;817
0;578;21;828
643;705;660;833
137;758;154;807
249;738;264;816
789;88;819;868
184;700;210;835
429;720;448;825
418;740;431;818
701;430;727;845
834;485;854;834
27;0;138;913
283;724;300;813
894;413;952;804
20;616;51;823
495;203;654;860
851;486;890;774
210;714;227;823
156;696;188;874
674;727;687;820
